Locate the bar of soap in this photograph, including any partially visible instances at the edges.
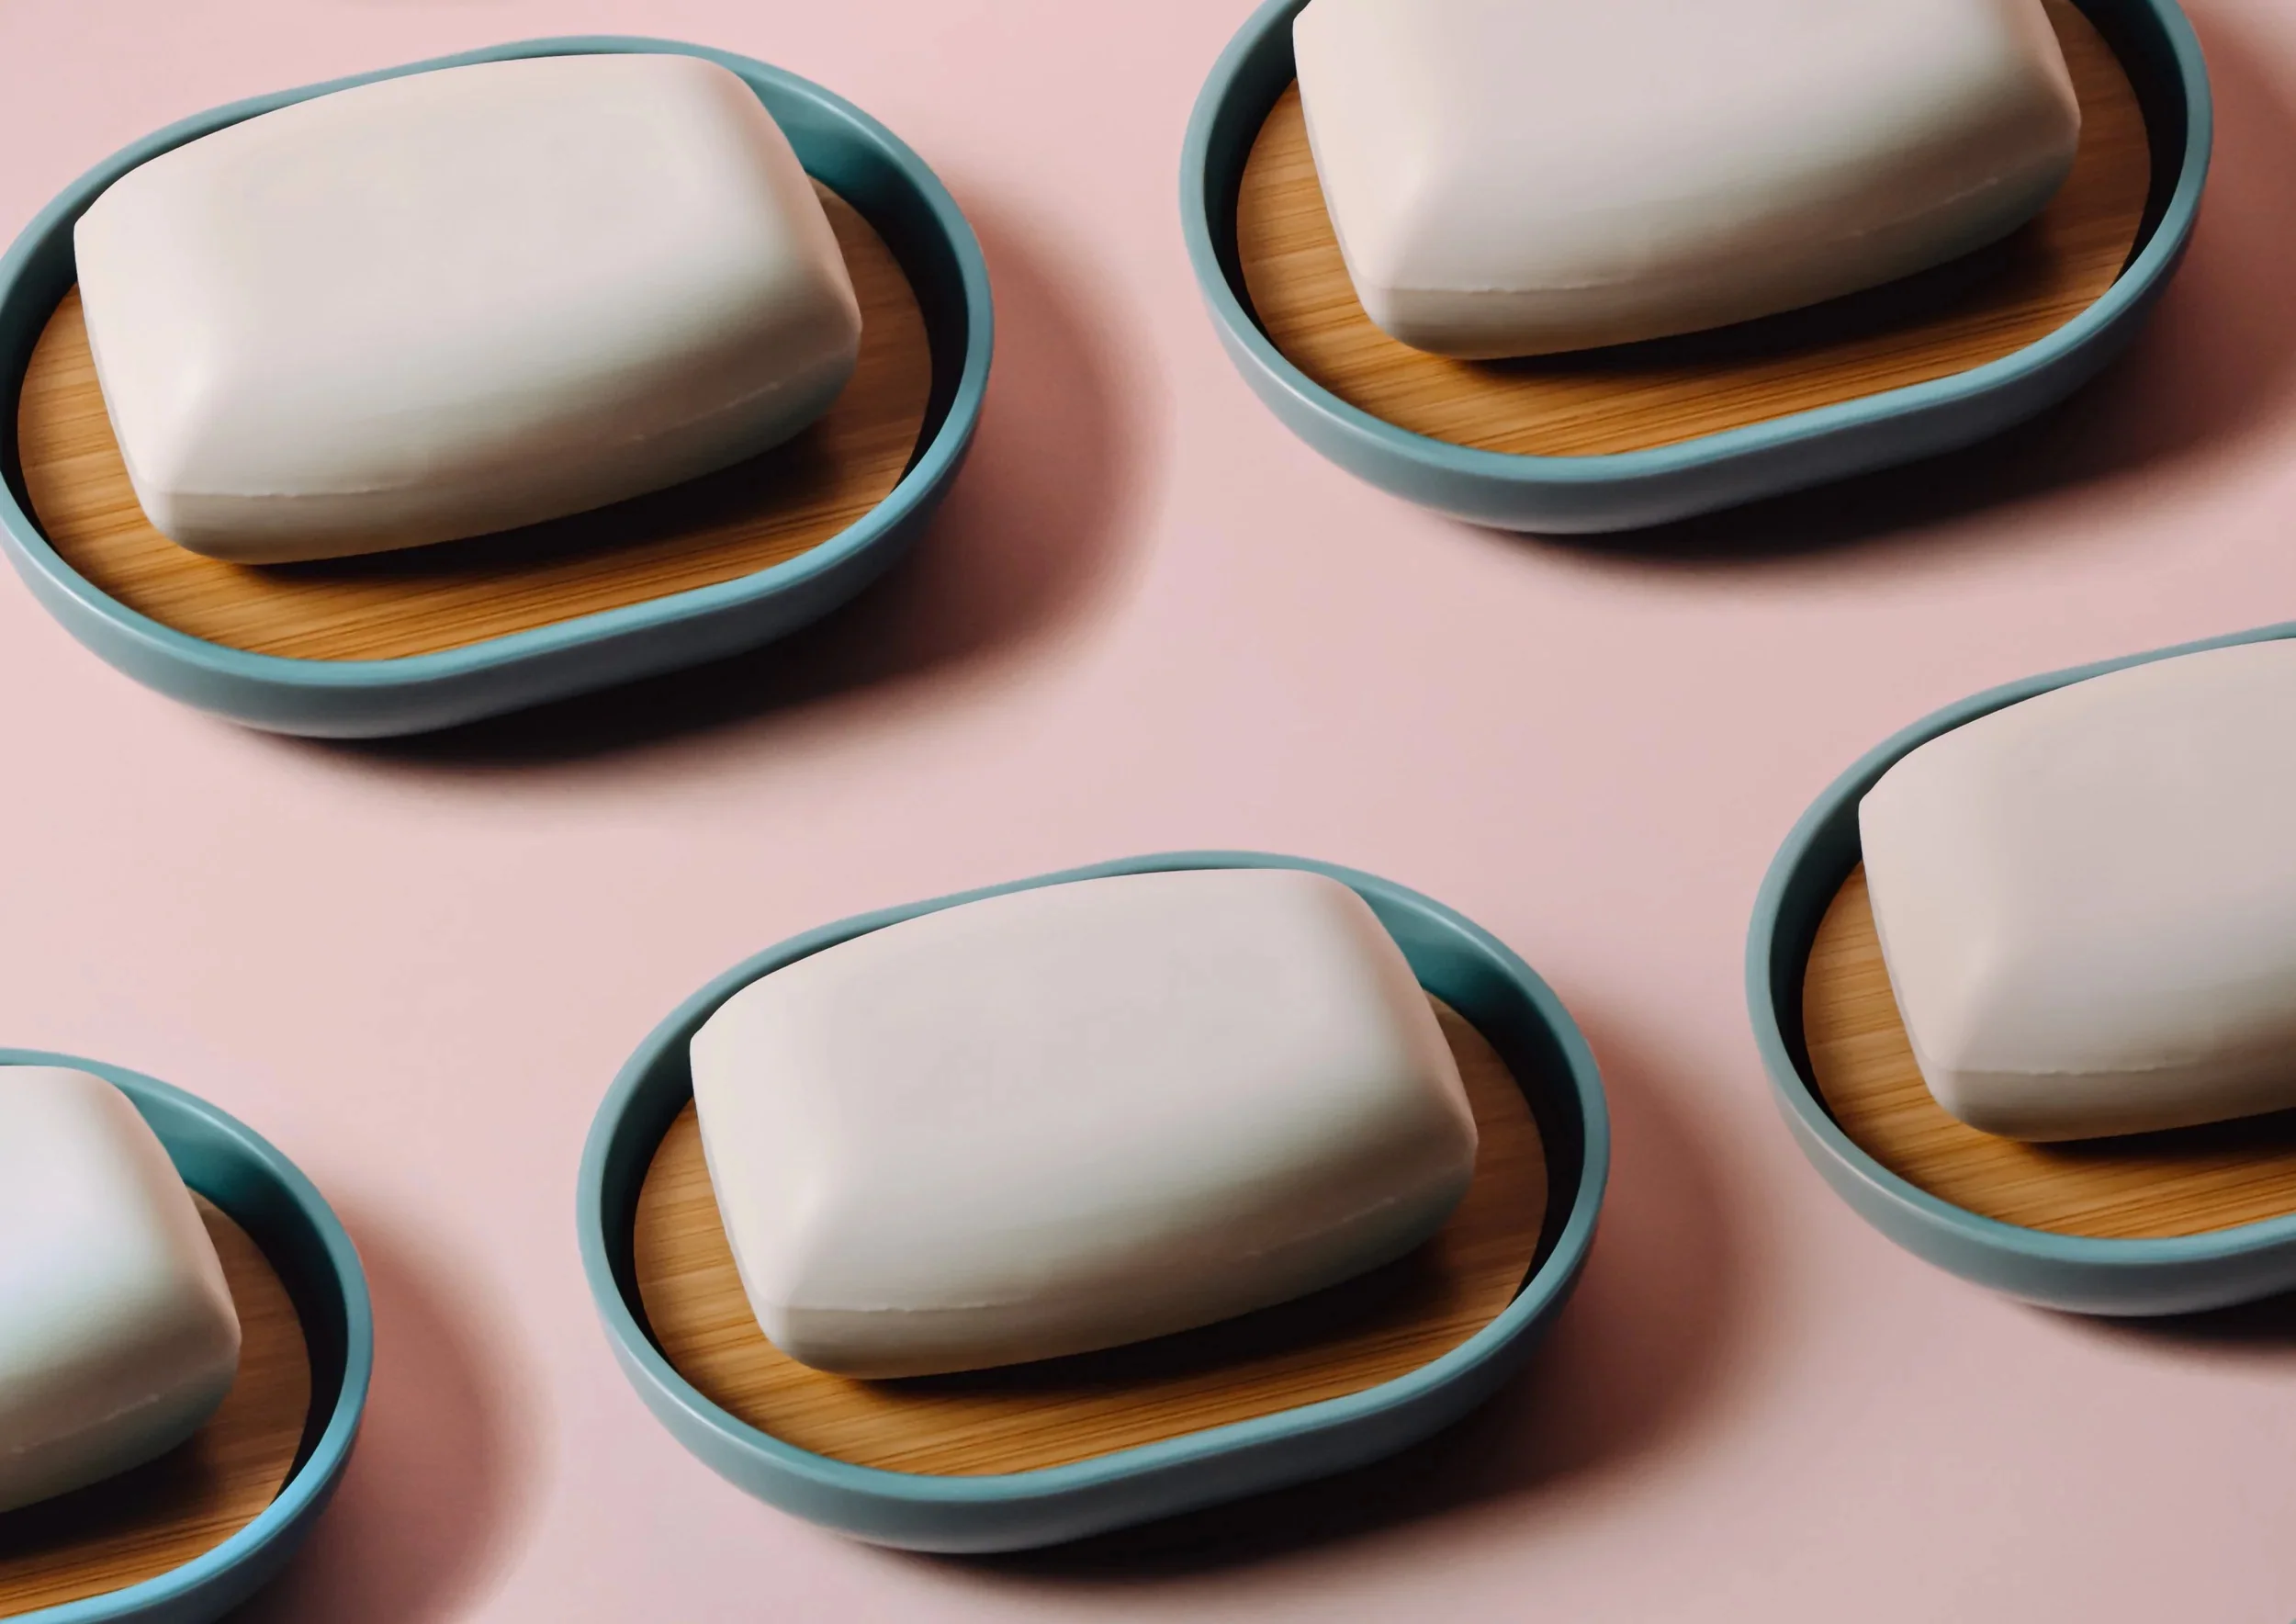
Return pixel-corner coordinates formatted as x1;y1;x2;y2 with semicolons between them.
1862;641;2296;1143
688;869;1479;1377
0;1067;242;1512
73;53;862;563
1293;0;2082;358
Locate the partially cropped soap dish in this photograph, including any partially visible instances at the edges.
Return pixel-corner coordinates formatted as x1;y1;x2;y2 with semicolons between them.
1182;0;2208;534
579;852;1609;1552
0;1054;369;1624
0;38;991;738
1747;622;2296;1318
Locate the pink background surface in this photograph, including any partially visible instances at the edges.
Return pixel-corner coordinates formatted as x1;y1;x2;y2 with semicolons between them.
0;1;2293;1618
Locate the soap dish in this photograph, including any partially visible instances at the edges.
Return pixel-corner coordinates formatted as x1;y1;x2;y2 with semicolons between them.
1183;0;2209;534
0;38;992;738
0;1054;369;1624
579;852;1609;1552
1747;622;2296;1318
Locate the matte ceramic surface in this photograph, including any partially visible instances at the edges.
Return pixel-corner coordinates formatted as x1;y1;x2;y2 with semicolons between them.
0;1054;371;1623
1181;0;2211;534
579;852;1609;1552
1746;620;2296;1317
0;39;992;739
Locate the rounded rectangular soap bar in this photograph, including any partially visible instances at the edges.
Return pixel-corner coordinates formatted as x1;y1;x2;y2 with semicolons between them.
1862;641;2296;1142
0;1067;242;1512
72;53;862;563
688;869;1479;1378
1293;0;2081;358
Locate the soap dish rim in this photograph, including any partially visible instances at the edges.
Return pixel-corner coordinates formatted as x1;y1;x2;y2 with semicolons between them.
0;36;994;738
0;1052;372;1624
1180;0;2212;534
1746;622;2296;1317
577;851;1611;1551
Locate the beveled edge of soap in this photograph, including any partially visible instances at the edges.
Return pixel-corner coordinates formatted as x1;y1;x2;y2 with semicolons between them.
1179;0;2212;533
0;1053;371;1622
1745;619;2296;1318
578;851;1610;1553
0;37;995;739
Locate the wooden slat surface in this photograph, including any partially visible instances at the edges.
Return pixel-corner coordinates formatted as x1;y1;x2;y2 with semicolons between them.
1803;865;2296;1239
16;182;932;661
0;1198;313;1618
1237;0;2150;457
634;997;1548;1476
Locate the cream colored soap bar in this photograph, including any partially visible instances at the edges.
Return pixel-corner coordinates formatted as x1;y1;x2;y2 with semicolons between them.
688;869;1479;1378
1863;641;2296;1142
73;53;861;563
1293;0;2082;358
0;1067;242;1512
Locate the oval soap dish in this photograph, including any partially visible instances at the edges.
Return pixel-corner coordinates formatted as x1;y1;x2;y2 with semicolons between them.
1747;622;2296;1317
0;1054;369;1624
0;38;992;738
579;851;1608;1552
1182;0;2209;533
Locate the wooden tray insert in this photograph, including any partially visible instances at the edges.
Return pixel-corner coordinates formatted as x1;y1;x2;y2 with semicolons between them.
1803;865;2296;1240
634;996;1548;1476
0;1197;313;1618
1237;0;2151;457
15;182;933;661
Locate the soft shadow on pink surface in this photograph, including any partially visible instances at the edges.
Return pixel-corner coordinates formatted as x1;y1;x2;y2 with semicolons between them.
226;1218;535;1623
1518;13;2296;567
2053;1291;2296;1358
939;1011;1746;1583
319;208;1145;767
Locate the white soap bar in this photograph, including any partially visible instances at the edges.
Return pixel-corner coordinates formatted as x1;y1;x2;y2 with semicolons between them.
0;1067;241;1512
73;54;861;563
688;869;1479;1377
1862;641;2296;1142
1293;0;2082;358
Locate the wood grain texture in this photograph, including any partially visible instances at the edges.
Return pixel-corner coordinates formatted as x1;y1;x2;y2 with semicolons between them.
16;183;932;661
1803;865;2296;1239
0;1198;313;1618
634;998;1548;1476
1237;0;2150;457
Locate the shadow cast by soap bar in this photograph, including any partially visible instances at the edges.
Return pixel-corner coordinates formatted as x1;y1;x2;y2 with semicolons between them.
1534;7;2294;566
293;203;1144;769
935;1001;1739;1578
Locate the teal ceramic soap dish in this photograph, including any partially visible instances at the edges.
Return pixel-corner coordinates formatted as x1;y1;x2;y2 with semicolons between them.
0;39;992;738
579;851;1608;1552
1183;0;2209;533
1747;621;2296;1317
0;1054;369;1623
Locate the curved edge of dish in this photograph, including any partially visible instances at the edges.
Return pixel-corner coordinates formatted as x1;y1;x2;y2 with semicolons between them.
0;1052;373;1623
1178;0;2213;535
1742;621;2296;1318
576;851;1611;1552
0;36;996;739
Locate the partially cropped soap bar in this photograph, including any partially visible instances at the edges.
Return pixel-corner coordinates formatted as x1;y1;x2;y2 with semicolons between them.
1862;641;2296;1143
688;869;1479;1377
1292;0;2082;358
0;1067;242;1512
73;54;861;563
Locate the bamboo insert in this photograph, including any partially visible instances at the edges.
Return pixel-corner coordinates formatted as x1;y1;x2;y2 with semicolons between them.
1235;0;2151;457
0;1198;313;1618
633;997;1549;1476
1802;865;2296;1239
14;183;933;661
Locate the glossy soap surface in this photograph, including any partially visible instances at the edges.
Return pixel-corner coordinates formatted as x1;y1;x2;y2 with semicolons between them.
1291;0;2082;357
1862;640;2296;1142
72;52;861;563
686;868;1479;1378
0;1066;241;1516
